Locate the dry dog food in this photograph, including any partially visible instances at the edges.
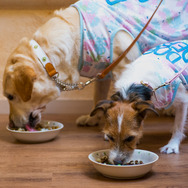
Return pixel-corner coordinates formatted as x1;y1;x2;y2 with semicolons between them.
96;152;143;165
10;124;59;132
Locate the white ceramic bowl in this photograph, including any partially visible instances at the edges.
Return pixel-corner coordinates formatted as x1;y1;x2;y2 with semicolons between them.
88;149;159;179
7;120;64;143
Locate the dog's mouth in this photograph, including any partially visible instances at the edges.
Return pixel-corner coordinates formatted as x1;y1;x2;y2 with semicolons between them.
109;150;133;165
26;106;46;131
25;123;37;131
9;106;46;131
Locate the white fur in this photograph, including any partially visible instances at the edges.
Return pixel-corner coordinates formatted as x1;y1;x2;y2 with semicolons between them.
118;113;124;133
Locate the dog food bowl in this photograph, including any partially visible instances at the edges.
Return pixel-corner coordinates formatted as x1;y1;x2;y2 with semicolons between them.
7;120;64;143
88;149;159;179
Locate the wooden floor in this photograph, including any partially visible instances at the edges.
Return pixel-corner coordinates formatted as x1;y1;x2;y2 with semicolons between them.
0;114;187;188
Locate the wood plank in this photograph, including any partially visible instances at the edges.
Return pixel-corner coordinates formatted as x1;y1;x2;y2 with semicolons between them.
0;114;187;187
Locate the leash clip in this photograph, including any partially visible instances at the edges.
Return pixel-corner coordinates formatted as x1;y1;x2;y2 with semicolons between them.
153;82;170;92
76;77;97;90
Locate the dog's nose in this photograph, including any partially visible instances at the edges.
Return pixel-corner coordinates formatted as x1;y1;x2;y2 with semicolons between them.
113;158;123;165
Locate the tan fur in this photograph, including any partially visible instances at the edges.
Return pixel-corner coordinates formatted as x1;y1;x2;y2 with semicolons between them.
14;66;36;102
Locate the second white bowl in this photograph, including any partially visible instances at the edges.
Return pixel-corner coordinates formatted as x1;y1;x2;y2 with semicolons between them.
88;149;159;179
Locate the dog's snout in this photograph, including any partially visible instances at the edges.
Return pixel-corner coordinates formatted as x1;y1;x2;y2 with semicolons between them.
113;158;123;165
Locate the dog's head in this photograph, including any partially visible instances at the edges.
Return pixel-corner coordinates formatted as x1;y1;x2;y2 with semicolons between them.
3;38;60;129
90;96;157;165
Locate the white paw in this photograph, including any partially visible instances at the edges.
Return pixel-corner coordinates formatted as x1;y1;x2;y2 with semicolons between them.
160;143;179;154
76;114;99;126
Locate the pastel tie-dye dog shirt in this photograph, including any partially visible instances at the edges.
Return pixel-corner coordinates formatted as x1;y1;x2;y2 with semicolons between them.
141;40;188;109
72;0;188;78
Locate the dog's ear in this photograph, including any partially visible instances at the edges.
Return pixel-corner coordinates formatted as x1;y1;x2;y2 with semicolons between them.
132;101;158;121
111;91;124;101
14;66;36;102
90;100;115;117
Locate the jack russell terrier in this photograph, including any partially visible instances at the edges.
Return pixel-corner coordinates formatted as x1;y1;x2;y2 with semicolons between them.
91;40;188;165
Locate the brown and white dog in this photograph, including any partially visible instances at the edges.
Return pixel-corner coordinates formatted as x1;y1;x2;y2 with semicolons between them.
90;97;157;165
90;40;188;164
2;0;188;131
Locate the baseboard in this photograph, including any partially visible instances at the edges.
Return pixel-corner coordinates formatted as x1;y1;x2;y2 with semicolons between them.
0;99;93;114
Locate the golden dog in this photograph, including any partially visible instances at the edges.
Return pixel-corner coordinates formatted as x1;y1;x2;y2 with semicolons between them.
3;6;139;129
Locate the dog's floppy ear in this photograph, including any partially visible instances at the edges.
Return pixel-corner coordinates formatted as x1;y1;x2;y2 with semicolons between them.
132;101;158;121
111;91;124;101
14;66;36;102
90;100;115;117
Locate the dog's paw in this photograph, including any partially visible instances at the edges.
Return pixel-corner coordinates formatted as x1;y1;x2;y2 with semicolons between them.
160;143;179;154
76;115;99;126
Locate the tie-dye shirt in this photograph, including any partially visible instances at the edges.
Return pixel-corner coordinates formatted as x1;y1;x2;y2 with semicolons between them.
72;0;188;78
141;40;188;109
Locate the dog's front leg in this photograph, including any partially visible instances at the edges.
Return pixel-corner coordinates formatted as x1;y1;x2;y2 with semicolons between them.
76;79;111;126
160;102;187;154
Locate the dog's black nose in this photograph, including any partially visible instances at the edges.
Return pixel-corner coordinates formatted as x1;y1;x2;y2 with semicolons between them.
113;158;123;165
29;113;38;127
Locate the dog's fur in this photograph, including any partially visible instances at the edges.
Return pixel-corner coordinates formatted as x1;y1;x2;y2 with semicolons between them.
91;97;157;165
90;54;188;164
3;6;139;128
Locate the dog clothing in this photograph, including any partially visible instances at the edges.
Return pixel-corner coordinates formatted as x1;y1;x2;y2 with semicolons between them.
140;40;188;109
72;0;188;78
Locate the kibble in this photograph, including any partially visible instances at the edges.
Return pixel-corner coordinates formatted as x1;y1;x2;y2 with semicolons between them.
96;152;144;166
10;124;59;132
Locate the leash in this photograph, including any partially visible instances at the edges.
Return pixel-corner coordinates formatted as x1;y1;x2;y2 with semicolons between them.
79;0;163;90
141;63;188;101
30;0;163;91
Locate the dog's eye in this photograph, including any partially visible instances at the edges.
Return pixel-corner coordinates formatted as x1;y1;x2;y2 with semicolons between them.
7;94;14;101
107;134;114;142
124;136;135;142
